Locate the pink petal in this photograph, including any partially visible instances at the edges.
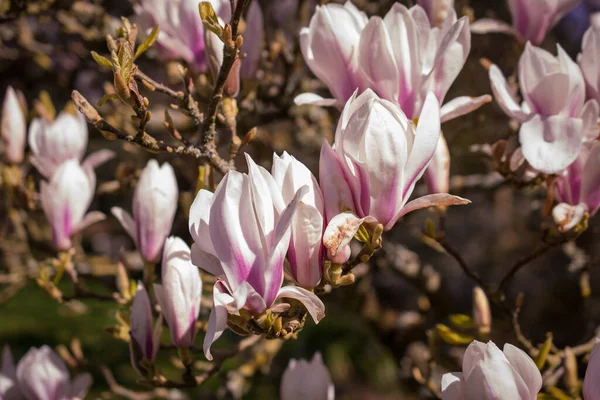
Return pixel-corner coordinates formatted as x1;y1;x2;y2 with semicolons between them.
519;115;584;174
440;95;492;123
276;285;325;323
387;193;470;230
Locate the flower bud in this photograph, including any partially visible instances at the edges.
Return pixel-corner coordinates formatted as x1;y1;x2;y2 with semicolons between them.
1;86;26;164
154;237;202;348
40;160;104;251
418;0;455;27
280;353;335;400
272;152;325;288
472;287;491;336
205;25;241;97
16;346;92;400
584;338;600;399
442;340;542;399
112;159;178;263
29;111;88;178
130;283;162;375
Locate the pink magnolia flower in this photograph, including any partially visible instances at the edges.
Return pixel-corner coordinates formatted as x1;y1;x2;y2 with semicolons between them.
154;237;202;348
240;1;264;80
579;24;600;105
134;0;230;72
418;0;455;28
584;338;600;400
442;340;542;400
28;111;113;178
1;86;26;164
319;89;469;235
297;1;368;107
299;2;490;197
16;346;92;400
112;160;179;263
424;134;451;194
489;42;599;174
40;160;105;251
552;141;600;231
272;152;325;288
188;154;325;360
471;0;579;45
280;353;335;400
0;346;24;400
129;283;162;374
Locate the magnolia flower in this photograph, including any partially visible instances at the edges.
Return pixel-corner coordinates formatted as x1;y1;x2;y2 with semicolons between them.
298;3;489;121
579;24;600;104
424;135;451;194
188;154;325;360
154;237;202;348
41;160;105;251
297;1;367;107
112;160;178;263
129;283;162;375
583;338;600;399
319;89;469;236
272;152;325;288
134;0;230;72
280;353;335;400
0;346;23;400
552;141;600;231
442;340;542;400
1;86;26;164
489;42;599;174
240;1;264;80
418;0;455;28
16;346;92;400
471;0;579;45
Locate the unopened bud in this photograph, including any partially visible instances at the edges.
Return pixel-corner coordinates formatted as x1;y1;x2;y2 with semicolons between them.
71;91;102;124
115;262;131;301
472;287;491;336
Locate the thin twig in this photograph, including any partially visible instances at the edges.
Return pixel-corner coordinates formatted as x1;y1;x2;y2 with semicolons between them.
497;233;578;293
438;238;486;289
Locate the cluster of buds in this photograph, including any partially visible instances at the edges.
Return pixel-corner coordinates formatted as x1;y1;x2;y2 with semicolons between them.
0;345;92;400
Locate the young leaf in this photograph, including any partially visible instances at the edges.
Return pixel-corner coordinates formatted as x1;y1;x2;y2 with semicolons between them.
134;25;159;60
97;93;120;107
199;2;223;37
91;51;113;68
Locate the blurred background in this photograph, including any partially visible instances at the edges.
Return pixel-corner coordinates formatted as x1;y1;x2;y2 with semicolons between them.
1;0;600;398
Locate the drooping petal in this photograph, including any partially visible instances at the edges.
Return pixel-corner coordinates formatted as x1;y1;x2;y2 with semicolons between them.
294;93;341;107
441;372;465;400
387;193;470;230
519;115;584;174
276;285;326;323
440;95;492;123
323;212;365;258
203;282;237;361
489;64;529;122
111;207;137;244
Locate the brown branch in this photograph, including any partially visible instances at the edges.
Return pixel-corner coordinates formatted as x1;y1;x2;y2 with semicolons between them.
438;238;486;290
497;233;578;293
134;70;184;100
200;0;250;160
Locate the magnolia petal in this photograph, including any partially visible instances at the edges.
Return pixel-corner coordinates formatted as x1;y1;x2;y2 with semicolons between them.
470;18;518;36
552;202;588;232
319;140;355;222
489;64;529;122
294;93;341;107
581;99;600;140
402;93;441;199
519;115;584;174
288;202;324;289
111;207;137;244
583;339;600;400
203;283;236;361
82;149;115;170
441;372;464;400
1;346;15;378
440;95;492;123
323;212;365;257
582;142;600;215
276;285;325;323
503;344;543;399
75;211;106;234
387;193;470;230
68;373;93;400
190;243;223;277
